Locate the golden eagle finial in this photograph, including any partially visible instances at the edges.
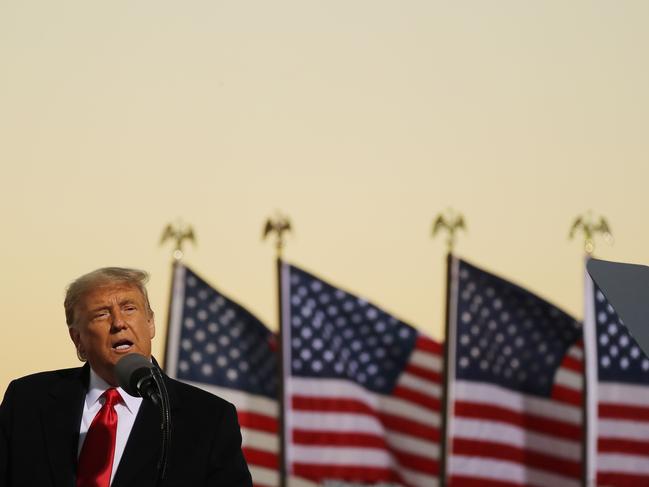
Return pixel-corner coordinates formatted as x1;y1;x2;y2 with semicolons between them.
262;211;292;259
160;219;197;261
569;211;613;255
432;208;466;253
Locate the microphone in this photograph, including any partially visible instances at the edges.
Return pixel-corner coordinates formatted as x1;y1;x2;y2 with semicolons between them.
115;353;160;405
116;352;172;486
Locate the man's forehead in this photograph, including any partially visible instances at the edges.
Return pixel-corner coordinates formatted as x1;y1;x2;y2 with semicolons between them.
80;282;145;306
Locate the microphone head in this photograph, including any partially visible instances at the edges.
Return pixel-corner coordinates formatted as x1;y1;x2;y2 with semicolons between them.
115;353;154;397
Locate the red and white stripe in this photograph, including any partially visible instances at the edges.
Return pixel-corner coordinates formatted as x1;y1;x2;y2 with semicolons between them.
446;343;584;487
595;383;649;485
285;335;442;486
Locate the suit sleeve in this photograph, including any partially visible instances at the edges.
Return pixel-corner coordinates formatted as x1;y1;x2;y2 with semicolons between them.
0;380;15;484
206;402;252;487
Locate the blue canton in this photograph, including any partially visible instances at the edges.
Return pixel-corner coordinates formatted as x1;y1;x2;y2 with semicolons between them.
594;283;649;384
175;267;278;398
455;260;581;396
288;265;417;394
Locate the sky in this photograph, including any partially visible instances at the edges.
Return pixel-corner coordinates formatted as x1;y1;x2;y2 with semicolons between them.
1;0;648;394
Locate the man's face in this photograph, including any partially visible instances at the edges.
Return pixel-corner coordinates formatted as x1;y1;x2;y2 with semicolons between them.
68;282;155;385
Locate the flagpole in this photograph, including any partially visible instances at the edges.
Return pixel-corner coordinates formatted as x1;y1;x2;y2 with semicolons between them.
276;254;287;487
439;251;453;487
263;213;292;487
159;220;196;370
581;255;590;487
162;259;180;371
569;211;613;487
432;209;465;487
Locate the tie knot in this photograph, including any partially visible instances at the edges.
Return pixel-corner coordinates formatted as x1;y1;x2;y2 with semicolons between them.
102;388;121;408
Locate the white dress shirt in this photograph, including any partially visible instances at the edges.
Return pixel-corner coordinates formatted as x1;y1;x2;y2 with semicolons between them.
77;369;143;485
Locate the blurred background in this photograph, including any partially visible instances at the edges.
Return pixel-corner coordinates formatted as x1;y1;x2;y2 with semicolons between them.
1;0;648;394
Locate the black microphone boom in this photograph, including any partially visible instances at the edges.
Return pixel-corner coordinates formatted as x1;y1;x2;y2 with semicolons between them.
115;353;160;405
115;353;171;486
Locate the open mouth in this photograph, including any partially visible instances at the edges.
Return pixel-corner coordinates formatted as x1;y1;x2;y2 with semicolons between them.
112;339;133;352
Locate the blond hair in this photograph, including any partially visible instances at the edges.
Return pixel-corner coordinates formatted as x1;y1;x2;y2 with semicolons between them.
64;267;153;326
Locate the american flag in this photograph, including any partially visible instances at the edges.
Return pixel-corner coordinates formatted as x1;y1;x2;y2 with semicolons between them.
445;257;583;486
164;263;280;487
281;263;441;486
584;273;649;486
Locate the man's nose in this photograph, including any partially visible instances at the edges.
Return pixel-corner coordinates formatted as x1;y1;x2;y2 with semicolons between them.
111;311;128;330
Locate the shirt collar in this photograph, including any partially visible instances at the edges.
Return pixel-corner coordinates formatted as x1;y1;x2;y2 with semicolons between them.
87;367;142;414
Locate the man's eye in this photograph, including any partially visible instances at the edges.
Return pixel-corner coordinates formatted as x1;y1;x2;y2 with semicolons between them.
93;311;109;320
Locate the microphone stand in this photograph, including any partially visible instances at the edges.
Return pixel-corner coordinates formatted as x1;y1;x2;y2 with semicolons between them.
151;366;171;487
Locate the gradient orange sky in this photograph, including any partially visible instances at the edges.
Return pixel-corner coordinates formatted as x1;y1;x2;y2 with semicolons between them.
1;1;648;394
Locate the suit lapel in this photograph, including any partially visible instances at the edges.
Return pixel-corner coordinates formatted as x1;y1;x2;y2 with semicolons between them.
111;400;160;487
112;373;180;487
41;366;87;487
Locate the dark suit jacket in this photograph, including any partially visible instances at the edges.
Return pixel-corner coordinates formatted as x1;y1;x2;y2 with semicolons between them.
0;364;252;487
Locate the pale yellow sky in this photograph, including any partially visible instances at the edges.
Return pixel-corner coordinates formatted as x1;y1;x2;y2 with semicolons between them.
1;1;648;393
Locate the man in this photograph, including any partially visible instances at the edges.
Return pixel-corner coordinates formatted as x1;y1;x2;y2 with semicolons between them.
0;267;253;487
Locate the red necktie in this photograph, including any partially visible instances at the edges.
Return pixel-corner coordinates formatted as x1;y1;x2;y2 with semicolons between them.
76;388;121;487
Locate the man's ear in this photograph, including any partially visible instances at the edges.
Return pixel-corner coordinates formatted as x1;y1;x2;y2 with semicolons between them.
68;326;80;348
68;326;87;361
